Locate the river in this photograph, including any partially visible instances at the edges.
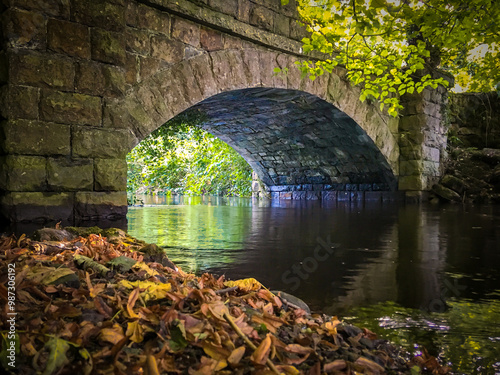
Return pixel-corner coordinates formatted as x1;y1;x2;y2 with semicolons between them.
128;195;500;374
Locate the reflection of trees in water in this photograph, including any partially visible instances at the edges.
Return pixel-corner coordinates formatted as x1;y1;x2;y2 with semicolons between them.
232;200;403;312
128;196;253;273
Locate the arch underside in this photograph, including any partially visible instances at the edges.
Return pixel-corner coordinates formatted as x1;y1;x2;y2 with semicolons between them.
182;88;397;193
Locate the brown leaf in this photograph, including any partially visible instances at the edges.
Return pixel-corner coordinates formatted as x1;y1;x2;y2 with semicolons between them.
94;296;113;319
100;324;126;345
127;288;140;319
251;313;285;333
250;333;272;365
324;359;347;372
202;341;230;361
227;346;246;367
354;356;385;374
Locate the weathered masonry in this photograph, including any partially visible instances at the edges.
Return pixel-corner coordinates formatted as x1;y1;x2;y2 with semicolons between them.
0;0;450;224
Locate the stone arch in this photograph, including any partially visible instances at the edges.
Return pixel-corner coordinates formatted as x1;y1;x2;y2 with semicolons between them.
107;47;400;182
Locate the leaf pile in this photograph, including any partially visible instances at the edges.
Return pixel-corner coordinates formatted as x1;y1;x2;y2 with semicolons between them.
0;229;451;374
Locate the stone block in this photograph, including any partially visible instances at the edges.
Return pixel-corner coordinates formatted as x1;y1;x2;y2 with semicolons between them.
399;160;424;176
236;0;251;22
2;119;70;156
223;34;243;49
322;191;337;201
359;183;372;191
94;158;127;191
274;13;290;37
249;4;274;31
292;191;306;199
0;84;39;119
75;61;105;95
8;0;70;18
279;192;293;199
47;157;93;191
172;18;200;47
91;28;126;65
102;65;126;97
200;27;223;51
126;2;170;33
399;113;427;131
72;127;135;158
1;192;74;223
150;34;185;64
269;185;290;192
0;155;47;191
72;0;125;31
350;191;364;201
9;51;74;90
3;8;46;49
75;191;127;220
124;53;139;84
208;0;237;17
40;90;102;126
422;146;440;162
47;19;90;58
290;18;309;41
138;56;161;82
337;191;350;201
125;28;150;55
398;175;424;191
306;191;320;200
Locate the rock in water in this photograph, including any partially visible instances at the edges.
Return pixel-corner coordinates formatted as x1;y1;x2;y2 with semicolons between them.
272;290;311;314
32;228;76;241
432;184;462;202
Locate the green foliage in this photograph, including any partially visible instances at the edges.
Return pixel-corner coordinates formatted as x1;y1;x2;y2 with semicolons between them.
280;0;500;116
127;112;252;199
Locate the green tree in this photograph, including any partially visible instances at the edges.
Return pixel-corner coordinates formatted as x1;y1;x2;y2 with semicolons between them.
126;112;253;200
280;0;500;116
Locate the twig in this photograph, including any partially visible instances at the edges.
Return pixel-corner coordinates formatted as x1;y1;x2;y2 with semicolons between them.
222;311;281;375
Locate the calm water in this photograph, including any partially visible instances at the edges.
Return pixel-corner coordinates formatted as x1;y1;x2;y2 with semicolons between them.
128;196;500;374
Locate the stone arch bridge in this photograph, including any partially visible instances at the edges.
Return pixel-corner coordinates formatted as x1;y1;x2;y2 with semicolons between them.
0;0;449;225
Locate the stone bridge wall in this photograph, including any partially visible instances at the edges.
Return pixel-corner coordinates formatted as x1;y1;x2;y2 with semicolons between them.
0;0;450;225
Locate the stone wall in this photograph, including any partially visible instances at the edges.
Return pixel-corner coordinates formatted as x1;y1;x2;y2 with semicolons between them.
449;92;500;149
0;0;448;225
398;71;453;197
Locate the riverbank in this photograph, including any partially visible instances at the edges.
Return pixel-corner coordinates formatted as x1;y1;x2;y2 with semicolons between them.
0;227;451;374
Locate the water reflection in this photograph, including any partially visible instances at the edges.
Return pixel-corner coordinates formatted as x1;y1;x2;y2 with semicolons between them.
128;196;500;374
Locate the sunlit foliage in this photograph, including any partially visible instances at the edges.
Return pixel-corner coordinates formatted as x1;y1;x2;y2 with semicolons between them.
280;0;500;116
127;113;252;199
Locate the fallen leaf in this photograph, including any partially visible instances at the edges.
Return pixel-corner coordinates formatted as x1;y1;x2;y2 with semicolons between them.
324;359;347;372
250;333;272;365
41;337;70;375
227;346;246;367
224;277;261;292
127;288;140;318
126;321;144;343
100;324;125;345
354;356;385;373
